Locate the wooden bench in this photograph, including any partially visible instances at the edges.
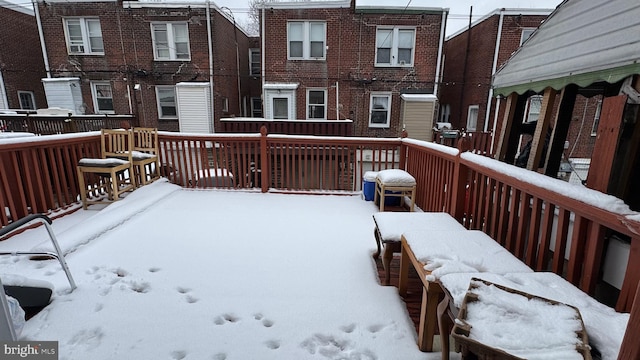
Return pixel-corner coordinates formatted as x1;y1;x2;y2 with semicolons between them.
438;272;629;360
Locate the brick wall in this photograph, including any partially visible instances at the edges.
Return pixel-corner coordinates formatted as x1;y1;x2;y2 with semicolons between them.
263;7;444;137
441;14;549;132
0;5;47;110
37;2;256;130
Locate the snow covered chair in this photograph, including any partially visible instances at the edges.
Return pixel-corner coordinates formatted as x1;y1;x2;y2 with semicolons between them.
373;169;416;212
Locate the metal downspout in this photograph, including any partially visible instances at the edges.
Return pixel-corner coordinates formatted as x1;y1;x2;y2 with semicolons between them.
261;6;266;113
485;9;504;132
206;0;215;133
33;0;51;78
433;9;448;96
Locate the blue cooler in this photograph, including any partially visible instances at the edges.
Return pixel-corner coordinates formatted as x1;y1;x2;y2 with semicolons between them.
362;171;378;201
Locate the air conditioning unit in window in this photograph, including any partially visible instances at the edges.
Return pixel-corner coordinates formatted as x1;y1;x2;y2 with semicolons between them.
399;60;406;65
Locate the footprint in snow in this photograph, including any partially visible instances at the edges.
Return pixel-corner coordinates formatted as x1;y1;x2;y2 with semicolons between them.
212;353;227;360
148;267;161;273
214;313;240;325
340;323;356;333
265;340;280;350
170;350;187;359
176;286;191;294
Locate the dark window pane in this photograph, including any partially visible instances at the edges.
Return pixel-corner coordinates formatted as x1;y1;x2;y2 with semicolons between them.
377;48;390;64
310;41;324;58
371;110;387;124
290;42;303;57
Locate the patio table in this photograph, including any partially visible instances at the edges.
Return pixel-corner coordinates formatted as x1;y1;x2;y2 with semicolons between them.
398;230;532;352
372;212;466;285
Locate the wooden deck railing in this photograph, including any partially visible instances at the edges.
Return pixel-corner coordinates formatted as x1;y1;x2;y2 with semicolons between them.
0;114;136;135
1;128;640;355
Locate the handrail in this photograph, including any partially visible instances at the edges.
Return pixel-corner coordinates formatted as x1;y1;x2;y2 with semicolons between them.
0;214;76;291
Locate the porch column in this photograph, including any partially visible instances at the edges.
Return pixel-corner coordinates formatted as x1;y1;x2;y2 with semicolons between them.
618;277;640;359
526;88;557;170
495;93;527;164
544;84;577;177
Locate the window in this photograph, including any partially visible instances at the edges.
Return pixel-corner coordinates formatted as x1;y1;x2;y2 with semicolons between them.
466;105;479;131
369;93;392;128
520;28;536;45
222;97;229;113
64;18;104;55
273;98;289;119
251;97;262;118
91;82;114;114
376;27;415;67
249;48;260;76
17;91;35;110
151;23;190;60
307;89;326;119
288;21;326;60
156;86;177;119
524;95;543;123
591;100;602;136
439;104;450;123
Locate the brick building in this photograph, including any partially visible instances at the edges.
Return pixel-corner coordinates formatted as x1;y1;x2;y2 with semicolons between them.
35;0;259;131
0;0;47;112
260;0;447;137
440;8;600;165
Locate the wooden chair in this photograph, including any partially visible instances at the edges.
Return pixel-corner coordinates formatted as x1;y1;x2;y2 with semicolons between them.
131;127;160;186
76;129;136;209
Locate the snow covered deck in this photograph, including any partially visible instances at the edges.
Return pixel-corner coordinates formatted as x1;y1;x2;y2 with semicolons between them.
0;181;452;360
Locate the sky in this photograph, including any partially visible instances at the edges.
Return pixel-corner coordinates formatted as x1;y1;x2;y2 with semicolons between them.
2;0;564;36
0;177;628;359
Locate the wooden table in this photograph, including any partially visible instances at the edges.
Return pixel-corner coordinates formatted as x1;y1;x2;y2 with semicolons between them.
397;230;533;352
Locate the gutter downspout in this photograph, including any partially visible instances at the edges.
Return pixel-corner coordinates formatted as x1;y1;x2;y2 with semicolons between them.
490;96;501;153
433;8;447;96
33;0;51;78
335;81;339;120
484;9;504;132
206;0;215;133
261;6;266;116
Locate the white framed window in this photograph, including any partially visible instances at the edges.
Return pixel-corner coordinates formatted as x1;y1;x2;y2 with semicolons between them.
249;48;260;75
63;18;104;55
591;100;602;136
272;98;289;119
520;28;536;45
222;97;229;113
524;95;543;123
251;97;262;117
288;21;326;60
369;93;392;128
375;27;415;67
156;86;177;119
17;91;36;110
151;22;190;61
439;104;450;123
307;89;326;119
90;82;114;114
466;105;479;131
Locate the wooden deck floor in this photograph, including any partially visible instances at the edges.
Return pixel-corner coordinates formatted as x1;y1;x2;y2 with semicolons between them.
373;252;425;334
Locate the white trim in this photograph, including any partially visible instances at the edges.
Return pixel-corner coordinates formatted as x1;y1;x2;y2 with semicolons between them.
17;90;36;110
375;26;416;67
249;48;260;76
151;22;191;61
90;81;115;114
263;83;299;90
306;88;327;120
155;85;178;119
520;27;537;45
369;92;392;128
287;21;326;61
466;105;479;131
261;0;349;10
63;17;104;55
0;0;33;16
401;94;437;102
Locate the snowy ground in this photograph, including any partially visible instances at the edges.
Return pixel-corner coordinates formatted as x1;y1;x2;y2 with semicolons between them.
0;180;456;360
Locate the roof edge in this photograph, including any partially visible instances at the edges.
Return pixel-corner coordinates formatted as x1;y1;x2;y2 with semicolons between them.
446;8;554;41
493;63;640;96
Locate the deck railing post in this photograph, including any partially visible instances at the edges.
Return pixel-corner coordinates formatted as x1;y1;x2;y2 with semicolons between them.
618;279;640;359
260;126;269;193
399;129;408;169
450;137;471;223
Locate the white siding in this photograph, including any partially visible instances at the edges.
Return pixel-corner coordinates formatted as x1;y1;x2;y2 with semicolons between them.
176;82;212;133
41;78;83;114
400;94;437;142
